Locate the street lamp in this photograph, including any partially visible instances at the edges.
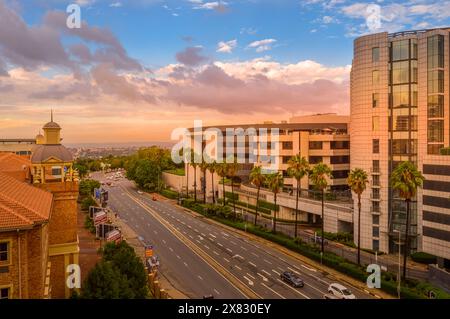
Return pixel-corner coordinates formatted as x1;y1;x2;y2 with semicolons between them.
393;229;402;299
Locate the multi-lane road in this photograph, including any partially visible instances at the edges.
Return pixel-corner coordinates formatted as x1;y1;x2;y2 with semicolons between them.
95;173;373;299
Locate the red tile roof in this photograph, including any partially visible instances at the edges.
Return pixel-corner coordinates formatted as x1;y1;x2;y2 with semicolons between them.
0;152;31;172
0;172;52;231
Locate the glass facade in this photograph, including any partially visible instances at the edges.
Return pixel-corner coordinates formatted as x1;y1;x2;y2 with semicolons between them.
372;47;380;62
427;35;445;155
388;38;419;253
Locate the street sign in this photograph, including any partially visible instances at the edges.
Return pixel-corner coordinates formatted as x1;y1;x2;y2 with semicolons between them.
93;211;108;226
106;229;122;243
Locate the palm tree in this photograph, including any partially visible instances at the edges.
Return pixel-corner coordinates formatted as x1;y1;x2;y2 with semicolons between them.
190;150;200;202
226;157;241;219
287;155;310;238
310;162;332;256
347;168;369;265
199;158;209;203
249;166;266;226
266;172;283;233
391;161;425;280
183;147;191;198
208;161;217;204
216;163;228;206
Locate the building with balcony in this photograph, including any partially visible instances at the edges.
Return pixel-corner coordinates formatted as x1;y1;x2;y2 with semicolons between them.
351;28;450;265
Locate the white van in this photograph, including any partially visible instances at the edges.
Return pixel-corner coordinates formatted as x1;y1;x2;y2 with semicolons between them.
327;283;356;299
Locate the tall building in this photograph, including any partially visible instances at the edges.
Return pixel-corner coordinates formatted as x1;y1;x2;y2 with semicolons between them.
351;28;450;265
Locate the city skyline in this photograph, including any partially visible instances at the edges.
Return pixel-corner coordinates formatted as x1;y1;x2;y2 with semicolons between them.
1;0;450;143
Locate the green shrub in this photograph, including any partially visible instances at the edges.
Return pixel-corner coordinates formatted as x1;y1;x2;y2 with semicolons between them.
440;147;450;155
81;196;97;211
225;192;239;201
410;252;437;265
79;179;101;197
84;215;96;234
160;189;179;199
257;199;279;212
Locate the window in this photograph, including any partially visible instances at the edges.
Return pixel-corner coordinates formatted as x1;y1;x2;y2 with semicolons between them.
372;93;379;108
0;287;10;299
392;40;409;61
392;61;409;84
372;47;380;62
282;156;291;164
428;70;444;94
372;175;380;186
372;226;380;237
373;139;379;154
372;240;380;252
427;35;444;69
428;120;444;143
372;160;380;173
332;170;349;179
0;242;9;263
392;84;410;108
373;215;380;225
330;141;349;149
309;156;323;164
372;188;380;200
330;156;349;165
372;70;379;85
281;141;293;150
428;95;444;118
372;116;379;131
309;141;323;150
372;201;380;213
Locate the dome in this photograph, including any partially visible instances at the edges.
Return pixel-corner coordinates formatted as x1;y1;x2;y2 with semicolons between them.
31;145;73;163
43;121;61;129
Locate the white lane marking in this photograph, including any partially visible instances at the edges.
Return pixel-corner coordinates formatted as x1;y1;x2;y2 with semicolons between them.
162;240;166;244
251;252;259;257
213;250;219;256
262;283;286;299
263;259;272;265
209;233;216;239
214;289;220;295
230;241;237;245
198;275;203;281
198;236;204;241
201;233;206;237
217;243;223;247
246;273;256;279
194;229;199;233
287;267;301;275
153;230;157;234
240;246;248;251
222;232;229;237
176;255;181;259
188;225;192;229
234;265;242;271
277;267;284;272
232;254;244;261
243;276;254;286
257;273;269;282
248;261;257;268
188;235;194;239
262;269;272;276
184;262;188;267
301;264;317;272
276;279;311;299
169;247;173;252
204;245;210;250
182;231;187;235
196;240;201;244
226;248;233;253
272;269;281;275
223;258;230;263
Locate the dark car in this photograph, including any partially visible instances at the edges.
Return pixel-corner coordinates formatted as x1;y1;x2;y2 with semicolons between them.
280;271;304;288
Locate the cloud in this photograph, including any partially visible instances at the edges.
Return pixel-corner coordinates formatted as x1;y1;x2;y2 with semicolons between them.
192;1;229;13
110;2;122;8
175;46;208;66
247;39;277;52
216;39;237;53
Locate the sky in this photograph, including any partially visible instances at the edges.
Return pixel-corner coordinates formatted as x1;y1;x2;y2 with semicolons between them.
0;0;449;144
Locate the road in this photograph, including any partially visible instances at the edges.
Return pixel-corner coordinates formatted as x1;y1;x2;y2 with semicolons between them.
95;173;374;299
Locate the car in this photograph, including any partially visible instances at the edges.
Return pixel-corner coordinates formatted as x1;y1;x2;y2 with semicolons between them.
327;283;356;299
280;271;304;288
323;293;340;299
203;294;214;299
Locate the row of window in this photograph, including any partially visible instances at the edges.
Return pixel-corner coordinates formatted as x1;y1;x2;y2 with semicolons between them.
371;39;418;63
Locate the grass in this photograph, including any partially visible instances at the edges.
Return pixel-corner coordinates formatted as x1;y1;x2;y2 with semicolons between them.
164;168;185;176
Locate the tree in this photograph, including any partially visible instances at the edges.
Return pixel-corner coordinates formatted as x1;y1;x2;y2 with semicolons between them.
266;172;283;232
226;157;241;219
249;165;266;226
81;261;134;299
347;168;369;265
216;163;228;206
310;162;332;256
287;155;310;238
208;161;217;204
133;159;161;191
199;159;209;203
190;150;200;202
391;161;425;280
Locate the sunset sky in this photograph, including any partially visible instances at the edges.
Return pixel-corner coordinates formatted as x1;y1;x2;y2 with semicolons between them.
0;0;449;144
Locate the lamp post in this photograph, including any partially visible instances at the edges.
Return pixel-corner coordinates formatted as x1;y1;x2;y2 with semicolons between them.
393;229;401;299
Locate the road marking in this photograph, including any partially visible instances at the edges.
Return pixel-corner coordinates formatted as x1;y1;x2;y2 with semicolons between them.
234;265;242;271
162;240;166;244
194;229;199;233
248;261;257;268
214;289;220;295
263;259;272;265
188;225;192;229
226;248;233;253
197;275;203;281
277;267;284;272
230;241;237;245
262;269;272;276
276;279;310;299
213;250;219;256
204;245;210;250
188;235;194;239
184;262;188;267
243;276;254;286
272;269;281;275
153;230;157;234
261;283;286;299
169;247;173;252
246;273;255;279
240;246;247;251
301;264;317;272
198;236;204;241
196;240;201;244
251;252;259;257
217;243;223;247
201;233;207;237
209;233;216;238
222;232;229;237
287;267;300;275
182;231;187;235
223;258;230;263
257;273;269;282
232;254;244;261
176;255;181;259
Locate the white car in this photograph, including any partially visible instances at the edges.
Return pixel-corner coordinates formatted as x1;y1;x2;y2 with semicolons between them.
327;283;356;299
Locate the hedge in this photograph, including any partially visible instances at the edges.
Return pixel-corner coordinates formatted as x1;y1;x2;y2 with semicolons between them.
257;199;279;212
160;189;179;200
410;252;437;265
225;191;239;201
81;196;97;211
